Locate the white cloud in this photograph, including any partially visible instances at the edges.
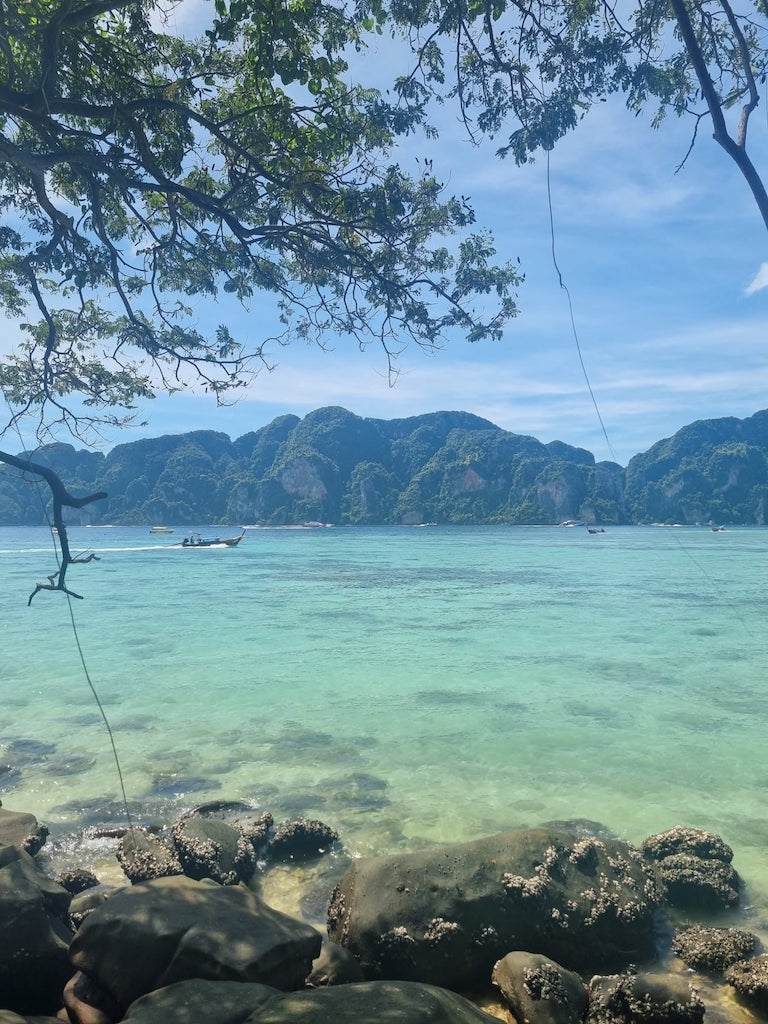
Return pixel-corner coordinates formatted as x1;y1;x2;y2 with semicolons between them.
744;262;768;296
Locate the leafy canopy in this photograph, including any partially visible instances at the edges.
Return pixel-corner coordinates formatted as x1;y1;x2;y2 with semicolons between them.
379;0;768;229
0;0;520;440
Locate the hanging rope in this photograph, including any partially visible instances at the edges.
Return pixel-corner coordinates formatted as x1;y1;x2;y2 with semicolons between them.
4;409;133;829
545;149;619;464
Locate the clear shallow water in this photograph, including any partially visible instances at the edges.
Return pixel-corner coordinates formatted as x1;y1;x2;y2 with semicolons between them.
2;524;768;928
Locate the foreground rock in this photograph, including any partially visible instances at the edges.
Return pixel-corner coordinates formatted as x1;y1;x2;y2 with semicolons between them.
68;875;321;1018
121;979;499;1023
305;941;365;987
641;827;740;911
116;830;183;884
267;817;340;863
120;980;277;1023
0;844;73;1016
115;810;326;884
327;828;661;989
171;816;256;884
492;951;587;1024
0;807;49;855
725;954;768;1014
587;971;704;1024
0;1013;60;1023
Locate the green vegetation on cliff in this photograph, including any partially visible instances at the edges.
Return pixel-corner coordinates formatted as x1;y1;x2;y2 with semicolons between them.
2;408;766;528
625;410;768;525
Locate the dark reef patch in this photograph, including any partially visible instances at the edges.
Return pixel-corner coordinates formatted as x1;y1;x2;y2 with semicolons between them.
324;772;391;811
42;754;96;777
5;738;57;760
413;689;494;709
0;763;21;791
148;772;219;798
563;700;629;726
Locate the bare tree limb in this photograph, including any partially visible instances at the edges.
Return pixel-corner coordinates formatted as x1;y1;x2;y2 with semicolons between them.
0;450;106;601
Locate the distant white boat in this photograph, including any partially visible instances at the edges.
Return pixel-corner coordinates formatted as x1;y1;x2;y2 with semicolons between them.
150;526;174;534
559;519;585;527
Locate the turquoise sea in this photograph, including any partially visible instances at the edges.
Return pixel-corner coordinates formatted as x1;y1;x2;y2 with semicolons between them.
2;524;768;939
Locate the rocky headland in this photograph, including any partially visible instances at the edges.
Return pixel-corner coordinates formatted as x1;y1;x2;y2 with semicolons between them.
3;406;768;527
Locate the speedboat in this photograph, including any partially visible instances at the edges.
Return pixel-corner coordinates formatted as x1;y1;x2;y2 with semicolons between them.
179;529;245;548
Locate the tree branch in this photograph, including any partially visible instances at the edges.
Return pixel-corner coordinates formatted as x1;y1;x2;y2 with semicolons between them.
669;0;768;232
0;450;106;601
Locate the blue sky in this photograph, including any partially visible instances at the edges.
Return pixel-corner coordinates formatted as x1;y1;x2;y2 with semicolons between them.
133;89;768;468
4;14;768;467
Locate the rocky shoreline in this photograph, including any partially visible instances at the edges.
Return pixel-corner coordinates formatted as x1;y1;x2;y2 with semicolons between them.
2;800;767;1023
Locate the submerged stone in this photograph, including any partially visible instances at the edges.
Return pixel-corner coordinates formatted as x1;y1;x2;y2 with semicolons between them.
725;954;768;1013
672;925;757;974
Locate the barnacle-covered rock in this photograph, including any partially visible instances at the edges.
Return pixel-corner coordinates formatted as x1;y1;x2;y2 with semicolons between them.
327;828;661;989
587;969;704;1024
725;954;768;1013
54;867;101;896
493;951;587;1024
0;806;49;855
641;826;740;911
170;815;256;885
672;925;757;974
641;827;733;863
268;817;340;863
117;829;183;884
